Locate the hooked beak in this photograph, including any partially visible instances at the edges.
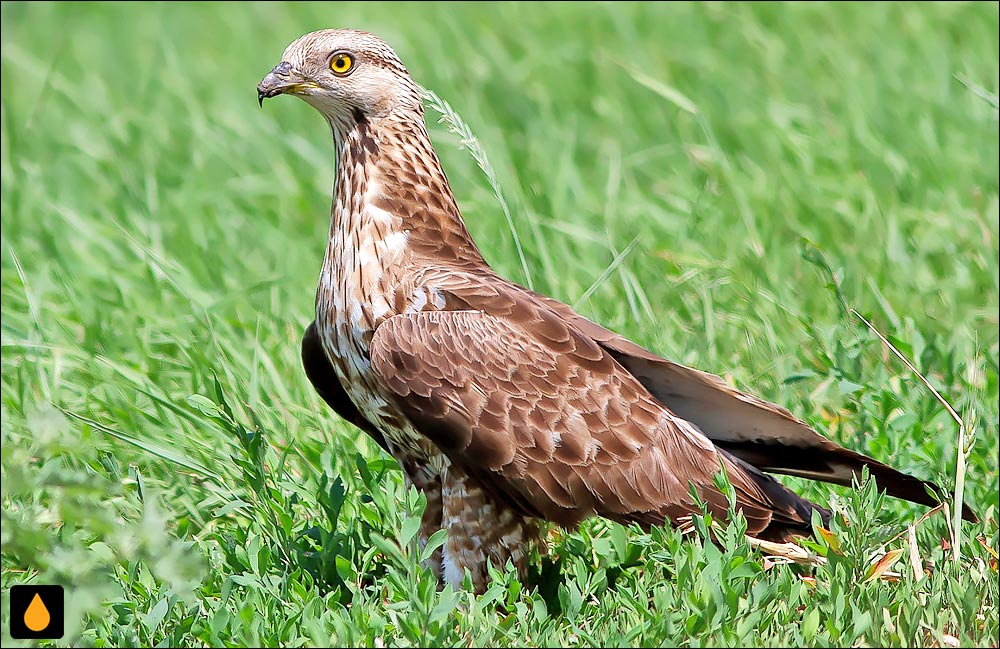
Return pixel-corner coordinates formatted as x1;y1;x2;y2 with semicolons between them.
257;61;316;107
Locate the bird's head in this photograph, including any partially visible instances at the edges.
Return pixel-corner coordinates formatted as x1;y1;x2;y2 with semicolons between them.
257;29;421;125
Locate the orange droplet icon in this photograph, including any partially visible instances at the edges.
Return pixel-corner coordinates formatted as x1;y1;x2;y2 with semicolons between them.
24;593;51;632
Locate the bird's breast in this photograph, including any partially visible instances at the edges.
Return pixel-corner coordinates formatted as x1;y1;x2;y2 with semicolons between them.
314;205;446;469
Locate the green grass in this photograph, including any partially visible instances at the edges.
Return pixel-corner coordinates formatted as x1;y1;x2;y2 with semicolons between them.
2;1;998;646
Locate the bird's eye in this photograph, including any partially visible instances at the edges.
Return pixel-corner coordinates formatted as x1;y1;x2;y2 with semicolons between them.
330;52;355;76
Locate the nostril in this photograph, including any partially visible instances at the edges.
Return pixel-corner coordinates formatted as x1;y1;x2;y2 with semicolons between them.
272;61;292;76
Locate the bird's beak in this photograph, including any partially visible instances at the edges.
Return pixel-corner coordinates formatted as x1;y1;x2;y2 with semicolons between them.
257;61;315;107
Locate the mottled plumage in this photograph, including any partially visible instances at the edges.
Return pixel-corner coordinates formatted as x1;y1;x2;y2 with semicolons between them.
258;29;976;592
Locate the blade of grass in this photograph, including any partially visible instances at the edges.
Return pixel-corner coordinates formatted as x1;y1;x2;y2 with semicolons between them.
421;87;534;291
851;309;971;565
60;407;223;483
573;235;641;310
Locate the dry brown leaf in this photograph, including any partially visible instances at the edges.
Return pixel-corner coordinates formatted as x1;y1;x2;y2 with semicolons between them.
864;548;904;583
817;527;843;554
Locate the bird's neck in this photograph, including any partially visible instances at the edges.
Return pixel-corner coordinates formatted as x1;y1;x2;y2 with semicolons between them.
327;109;485;267
316;109;486;328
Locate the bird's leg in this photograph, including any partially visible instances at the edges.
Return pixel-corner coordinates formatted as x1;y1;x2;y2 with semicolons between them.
440;465;539;593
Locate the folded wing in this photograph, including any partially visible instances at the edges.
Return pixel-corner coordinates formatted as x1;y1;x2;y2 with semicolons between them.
369;309;830;541
527;294;977;523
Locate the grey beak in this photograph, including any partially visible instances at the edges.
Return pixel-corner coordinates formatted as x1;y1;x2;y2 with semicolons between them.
257;61;296;107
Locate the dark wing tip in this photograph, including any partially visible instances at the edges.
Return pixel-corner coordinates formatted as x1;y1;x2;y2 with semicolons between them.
717;440;979;523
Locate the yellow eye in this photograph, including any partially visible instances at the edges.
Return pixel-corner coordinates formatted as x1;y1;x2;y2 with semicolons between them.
330;52;355;76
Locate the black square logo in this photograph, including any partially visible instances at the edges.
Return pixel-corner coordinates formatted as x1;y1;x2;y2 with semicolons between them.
9;585;64;639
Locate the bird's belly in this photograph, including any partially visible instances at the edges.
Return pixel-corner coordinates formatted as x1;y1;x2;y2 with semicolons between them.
317;305;445;472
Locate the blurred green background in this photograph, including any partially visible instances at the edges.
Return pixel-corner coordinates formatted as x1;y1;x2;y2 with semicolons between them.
1;2;997;646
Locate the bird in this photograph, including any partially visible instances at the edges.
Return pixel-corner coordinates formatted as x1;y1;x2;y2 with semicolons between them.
257;29;976;592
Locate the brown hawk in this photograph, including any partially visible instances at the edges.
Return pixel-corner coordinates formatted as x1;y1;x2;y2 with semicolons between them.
257;29;976;591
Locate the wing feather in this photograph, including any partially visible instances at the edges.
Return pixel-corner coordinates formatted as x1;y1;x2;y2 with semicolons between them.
522;291;978;523
369;309;824;538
